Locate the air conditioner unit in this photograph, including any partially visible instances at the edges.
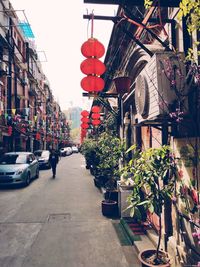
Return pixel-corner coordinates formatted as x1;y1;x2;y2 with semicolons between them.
134;52;188;122
0;62;7;73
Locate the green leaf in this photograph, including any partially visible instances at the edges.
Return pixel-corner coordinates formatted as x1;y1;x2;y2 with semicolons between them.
123;204;133;212
130;207;135;217
126;144;136;154
134;207;142;221
148;204;154;213
137;200;149;206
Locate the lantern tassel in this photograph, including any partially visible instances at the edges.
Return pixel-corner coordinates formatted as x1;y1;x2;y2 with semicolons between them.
91;11;94;38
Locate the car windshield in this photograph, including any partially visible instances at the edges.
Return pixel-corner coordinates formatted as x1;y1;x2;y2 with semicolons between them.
34;151;42;157
0;154;27;164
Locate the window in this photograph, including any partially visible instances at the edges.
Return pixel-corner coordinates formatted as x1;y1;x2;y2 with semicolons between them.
17;38;22;53
0;154;27;164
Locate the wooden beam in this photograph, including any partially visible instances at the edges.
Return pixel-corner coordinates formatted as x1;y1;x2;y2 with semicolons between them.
83;14;175;24
83;14;119;23
82;92;118;98
83;0;180;7
134;6;156;39
83;14;173;53
84;0;119;4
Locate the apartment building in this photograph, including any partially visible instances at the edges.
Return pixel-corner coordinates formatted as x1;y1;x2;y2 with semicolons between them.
0;0;69;153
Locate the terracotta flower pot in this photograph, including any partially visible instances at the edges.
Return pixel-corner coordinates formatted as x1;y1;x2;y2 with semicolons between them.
113;76;131;95
138;249;171;267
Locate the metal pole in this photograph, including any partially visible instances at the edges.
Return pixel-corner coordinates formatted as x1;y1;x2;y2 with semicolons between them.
162;122;173;250
7;17;14;151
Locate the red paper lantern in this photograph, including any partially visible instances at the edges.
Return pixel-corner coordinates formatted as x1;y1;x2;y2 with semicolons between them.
8;126;12;136
81;38;105;58
81;117;90;123
81;110;89;117
81;128;87;134
81;76;105;92
81;123;89;129
91;105;101;113
81;132;87;138
36;132;41;140
91;113;100;119
92;119;101;126
80;58;106;76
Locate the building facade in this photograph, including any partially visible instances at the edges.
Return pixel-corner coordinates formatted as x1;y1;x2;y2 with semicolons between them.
0;0;70;154
83;0;200;265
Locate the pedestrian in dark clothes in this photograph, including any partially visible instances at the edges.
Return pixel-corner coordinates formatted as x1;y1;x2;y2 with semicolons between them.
49;148;59;178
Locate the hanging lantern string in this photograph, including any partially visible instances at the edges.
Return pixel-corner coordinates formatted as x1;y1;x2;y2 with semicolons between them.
91;11;94;38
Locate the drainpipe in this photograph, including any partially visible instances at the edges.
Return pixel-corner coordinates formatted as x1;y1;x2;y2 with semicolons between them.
7;17;14;151
162;122;173;250
135;119;142;151
13;64;18;151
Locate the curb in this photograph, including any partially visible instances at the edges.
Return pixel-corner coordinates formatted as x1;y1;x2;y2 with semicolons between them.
119;218;156;254
120;218;142;243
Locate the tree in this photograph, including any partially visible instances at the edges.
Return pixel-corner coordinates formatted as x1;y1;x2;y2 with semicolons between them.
123;145;178;265
178;0;200;34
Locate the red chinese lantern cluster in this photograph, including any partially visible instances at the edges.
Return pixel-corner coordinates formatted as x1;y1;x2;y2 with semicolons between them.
80;110;89;142
91;105;101;127
80;38;106;93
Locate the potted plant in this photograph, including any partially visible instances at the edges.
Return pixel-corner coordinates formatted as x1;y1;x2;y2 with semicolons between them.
96;132;125;216
80;137;98;171
124;145;178;266
112;70;131;95
101;177;118;217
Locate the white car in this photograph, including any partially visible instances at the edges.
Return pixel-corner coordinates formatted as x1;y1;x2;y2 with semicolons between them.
71;146;78;153
65;147;73;156
0;152;39;186
34;150;51;169
60;148;66;156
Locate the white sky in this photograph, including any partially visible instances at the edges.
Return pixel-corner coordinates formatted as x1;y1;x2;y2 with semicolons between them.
10;0;118;110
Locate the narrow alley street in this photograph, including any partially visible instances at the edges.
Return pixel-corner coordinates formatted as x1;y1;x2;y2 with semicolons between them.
0;153;140;267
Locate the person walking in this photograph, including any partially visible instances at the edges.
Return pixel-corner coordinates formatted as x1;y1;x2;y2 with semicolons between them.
49;148;59;178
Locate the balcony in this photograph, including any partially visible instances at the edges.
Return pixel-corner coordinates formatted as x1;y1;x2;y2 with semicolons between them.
28;87;37;97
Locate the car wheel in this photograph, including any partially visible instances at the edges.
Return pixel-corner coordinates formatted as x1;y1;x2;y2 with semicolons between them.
25;173;31;186
35;168;39;178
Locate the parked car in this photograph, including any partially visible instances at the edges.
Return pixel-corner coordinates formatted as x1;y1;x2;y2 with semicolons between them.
71;146;79;153
60;148;67;157
0;152;39;186
65;147;73;156
34;150;51;169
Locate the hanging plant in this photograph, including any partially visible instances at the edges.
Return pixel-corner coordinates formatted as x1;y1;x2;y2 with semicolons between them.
112;70;131;95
